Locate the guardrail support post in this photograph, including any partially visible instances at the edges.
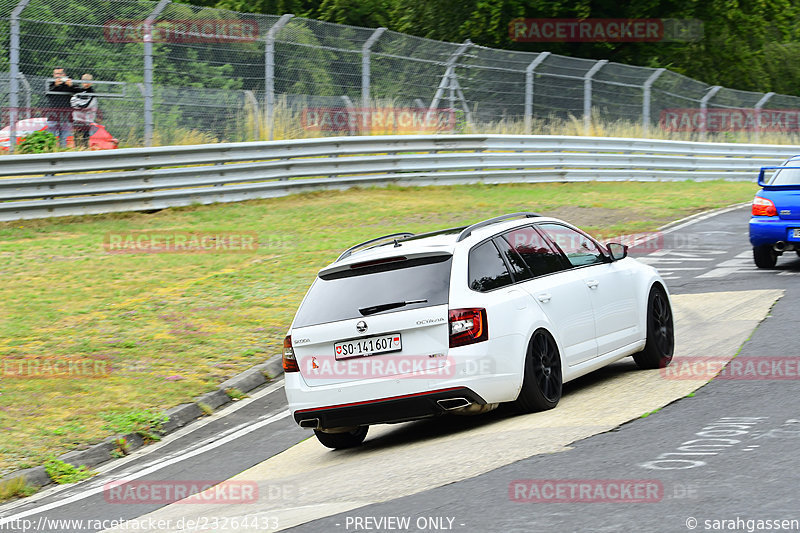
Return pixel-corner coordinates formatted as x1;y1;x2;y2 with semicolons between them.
754;92;775;143
524;52;550;135
583;59;607;135
642;68;665;137
265;14;294;141
361;27;386;117
9;0;32;154
143;0;171;147
699;85;722;140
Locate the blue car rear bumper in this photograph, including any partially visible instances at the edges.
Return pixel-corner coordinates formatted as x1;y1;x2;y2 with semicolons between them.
749;217;800;247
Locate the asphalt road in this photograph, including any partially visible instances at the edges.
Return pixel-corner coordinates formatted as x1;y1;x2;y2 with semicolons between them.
2;204;798;533
288;205;800;533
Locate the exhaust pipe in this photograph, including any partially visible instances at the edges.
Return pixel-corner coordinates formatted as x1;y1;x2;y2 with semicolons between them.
298;418;320;429
774;241;786;252
437;398;472;411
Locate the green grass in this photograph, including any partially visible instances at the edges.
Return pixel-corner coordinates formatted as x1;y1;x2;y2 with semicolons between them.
0;476;38;500
100;409;168;442
43;458;94;484
0;181;757;476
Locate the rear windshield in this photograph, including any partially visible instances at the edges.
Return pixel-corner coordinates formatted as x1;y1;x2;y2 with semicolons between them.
293;255;452;328
771;167;800;186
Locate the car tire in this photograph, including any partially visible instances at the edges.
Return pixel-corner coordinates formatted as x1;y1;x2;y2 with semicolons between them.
514;329;562;413
633;286;674;370
753;244;778;268
313;426;368;449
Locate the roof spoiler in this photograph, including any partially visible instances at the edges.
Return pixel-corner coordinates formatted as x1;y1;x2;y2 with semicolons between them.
758;166;800;188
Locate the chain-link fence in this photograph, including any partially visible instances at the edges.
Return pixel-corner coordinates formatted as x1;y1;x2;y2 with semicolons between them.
4;0;800;151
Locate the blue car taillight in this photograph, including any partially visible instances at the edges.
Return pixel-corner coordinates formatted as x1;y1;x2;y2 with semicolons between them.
752;196;777;217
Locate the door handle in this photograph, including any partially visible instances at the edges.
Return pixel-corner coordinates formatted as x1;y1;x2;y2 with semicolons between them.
536;293;552;303
586;280;599;289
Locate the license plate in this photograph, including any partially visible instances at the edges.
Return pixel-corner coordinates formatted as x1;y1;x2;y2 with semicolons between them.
793;229;800;238
334;333;401;360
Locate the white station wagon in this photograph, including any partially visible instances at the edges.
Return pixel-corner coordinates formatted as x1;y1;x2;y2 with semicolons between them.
282;213;674;448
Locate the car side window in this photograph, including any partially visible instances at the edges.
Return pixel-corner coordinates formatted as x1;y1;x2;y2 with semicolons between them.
468;241;514;292
493;237;532;282
502;226;566;277
537;223;606;268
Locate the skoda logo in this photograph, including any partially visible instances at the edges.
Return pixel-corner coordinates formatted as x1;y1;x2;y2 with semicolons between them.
356;320;368;333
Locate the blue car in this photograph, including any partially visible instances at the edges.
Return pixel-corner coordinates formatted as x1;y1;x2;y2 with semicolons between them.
750;156;800;268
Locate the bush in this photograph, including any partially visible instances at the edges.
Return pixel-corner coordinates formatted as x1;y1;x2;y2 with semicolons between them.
17;131;57;154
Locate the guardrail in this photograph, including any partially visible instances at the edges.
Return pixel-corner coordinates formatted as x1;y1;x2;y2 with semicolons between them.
1;134;797;221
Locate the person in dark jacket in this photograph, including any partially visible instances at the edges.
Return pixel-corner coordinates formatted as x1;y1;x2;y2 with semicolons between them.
46;67;79;147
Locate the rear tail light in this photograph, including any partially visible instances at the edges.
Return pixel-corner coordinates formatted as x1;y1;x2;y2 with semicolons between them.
283;335;299;373
448;308;488;348
752;196;777;217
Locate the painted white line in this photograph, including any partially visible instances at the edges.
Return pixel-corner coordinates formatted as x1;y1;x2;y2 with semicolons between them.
0;408;290;526
712;258;752;268
647;250;726;256
0;380;287;518
627;204;748;252
639;257;714;263
658;203;750;234
696;267;762;278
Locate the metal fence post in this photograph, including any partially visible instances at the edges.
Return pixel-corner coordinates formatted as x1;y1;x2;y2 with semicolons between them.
524;52;550;135
143;0;171;147
19;73;31;119
429;40;471;111
642;68;665;137
9;0;32;154
699;85;722;140
265;14;294;141
243;90;259;140
754;92;774;143
583;60;607;135
361;27;386;113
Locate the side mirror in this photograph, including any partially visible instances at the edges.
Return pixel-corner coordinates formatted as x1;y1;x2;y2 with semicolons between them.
607;242;628;261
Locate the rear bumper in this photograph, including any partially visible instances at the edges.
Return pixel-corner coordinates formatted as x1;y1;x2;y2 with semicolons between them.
293;386;487;430
749;217;800;247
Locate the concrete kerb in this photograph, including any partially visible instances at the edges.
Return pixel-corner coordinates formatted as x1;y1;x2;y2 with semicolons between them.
0;353;285;495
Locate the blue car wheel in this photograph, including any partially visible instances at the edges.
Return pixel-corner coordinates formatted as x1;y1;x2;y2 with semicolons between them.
753;244;778;268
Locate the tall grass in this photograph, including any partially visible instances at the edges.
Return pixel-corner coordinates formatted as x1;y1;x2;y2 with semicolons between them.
223;102;800;145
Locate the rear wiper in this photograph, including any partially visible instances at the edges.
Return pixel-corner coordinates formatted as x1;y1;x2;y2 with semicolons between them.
359;299;428;316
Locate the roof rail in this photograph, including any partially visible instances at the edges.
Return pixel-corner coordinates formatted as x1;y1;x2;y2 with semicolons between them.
400;226;467;242
456;212;542;242
336;232;415;262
